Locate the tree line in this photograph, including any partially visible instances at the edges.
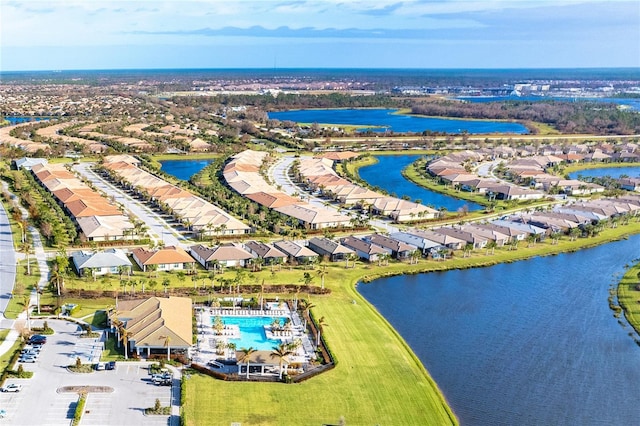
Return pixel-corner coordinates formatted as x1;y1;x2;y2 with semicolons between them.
410;100;640;135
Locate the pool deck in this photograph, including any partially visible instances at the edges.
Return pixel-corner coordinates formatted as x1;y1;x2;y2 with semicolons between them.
192;304;315;373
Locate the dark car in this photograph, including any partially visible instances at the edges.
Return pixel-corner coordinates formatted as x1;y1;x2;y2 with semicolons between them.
29;335;47;345
105;361;116;370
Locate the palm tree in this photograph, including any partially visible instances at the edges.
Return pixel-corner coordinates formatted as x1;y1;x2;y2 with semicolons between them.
316;316;328;347
271;343;293;380
239;347;256;379
49;267;63;297
316;266;328;290
485;241;497;255
147;264;158;279
378;252;391;267
118;325;132;360
213;316;225;335
300;300;315;330
569;227;581;241
463;242;474;258
20;241;33;275
410;249;421;265
162;335;172;361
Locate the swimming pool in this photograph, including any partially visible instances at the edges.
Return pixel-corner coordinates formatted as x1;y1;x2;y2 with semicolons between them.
213;316;287;351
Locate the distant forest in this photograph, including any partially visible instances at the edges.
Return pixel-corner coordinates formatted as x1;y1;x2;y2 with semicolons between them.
410;100;640;135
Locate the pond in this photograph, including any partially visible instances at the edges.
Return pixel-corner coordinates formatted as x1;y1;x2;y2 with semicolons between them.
359;234;640;425
160;159;216;181
268;109;529;134
3;116;48;124
358;155;483;212
568;166;640;180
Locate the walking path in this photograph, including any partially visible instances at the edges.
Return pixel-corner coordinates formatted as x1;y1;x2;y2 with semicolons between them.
0;182;50;364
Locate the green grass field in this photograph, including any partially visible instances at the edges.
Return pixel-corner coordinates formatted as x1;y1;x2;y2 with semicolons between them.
617;262;640;335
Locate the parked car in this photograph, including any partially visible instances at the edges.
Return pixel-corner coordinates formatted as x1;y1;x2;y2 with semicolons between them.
28;335;47;345
18;355;36;363
1;383;22;393
105;361;116;370
95;362;105;371
152;372;172;385
0;409;5;418
20;351;39;359
22;345;41;353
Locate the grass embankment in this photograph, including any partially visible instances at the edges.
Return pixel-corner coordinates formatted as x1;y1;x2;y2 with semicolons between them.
617;262;640;337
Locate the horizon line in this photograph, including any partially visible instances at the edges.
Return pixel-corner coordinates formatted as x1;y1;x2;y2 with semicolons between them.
2;66;640;74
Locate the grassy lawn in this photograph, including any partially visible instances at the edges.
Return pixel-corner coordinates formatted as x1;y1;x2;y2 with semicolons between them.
617;262;640;336
0;338;22;375
4;260;40;320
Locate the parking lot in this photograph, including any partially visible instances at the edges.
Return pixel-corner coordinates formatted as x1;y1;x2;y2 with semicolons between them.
0;320;175;425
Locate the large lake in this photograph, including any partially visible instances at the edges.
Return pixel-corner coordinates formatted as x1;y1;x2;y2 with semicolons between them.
358;155;483;211
359;234;640;425
160;159;215;181
569;166;640;180
268;109;529;134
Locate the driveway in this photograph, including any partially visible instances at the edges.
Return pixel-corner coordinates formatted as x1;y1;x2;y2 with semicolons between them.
0;319;175;425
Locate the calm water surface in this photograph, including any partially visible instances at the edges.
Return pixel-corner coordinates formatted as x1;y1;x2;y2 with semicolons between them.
569;166;640;180
4;116;47;124
268;109;529;134
160;159;215;181
358;155;483;211
359;235;640;425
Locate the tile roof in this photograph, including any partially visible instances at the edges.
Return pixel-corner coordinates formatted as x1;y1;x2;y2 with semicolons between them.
112;297;192;349
132;246;195;266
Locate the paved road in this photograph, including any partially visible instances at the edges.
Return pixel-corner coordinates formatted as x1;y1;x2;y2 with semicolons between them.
0;195;17;318
73;162;186;249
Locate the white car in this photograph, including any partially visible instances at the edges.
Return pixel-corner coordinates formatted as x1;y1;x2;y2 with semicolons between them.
18;355;37;363
1;383;22;393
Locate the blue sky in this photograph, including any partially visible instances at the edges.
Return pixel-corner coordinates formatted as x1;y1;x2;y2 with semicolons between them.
1;0;639;71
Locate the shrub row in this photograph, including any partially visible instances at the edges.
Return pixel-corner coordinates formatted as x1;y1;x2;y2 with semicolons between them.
72;392;87;426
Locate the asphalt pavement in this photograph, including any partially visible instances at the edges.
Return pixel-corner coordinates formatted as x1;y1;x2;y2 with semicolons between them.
0;198;17;318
